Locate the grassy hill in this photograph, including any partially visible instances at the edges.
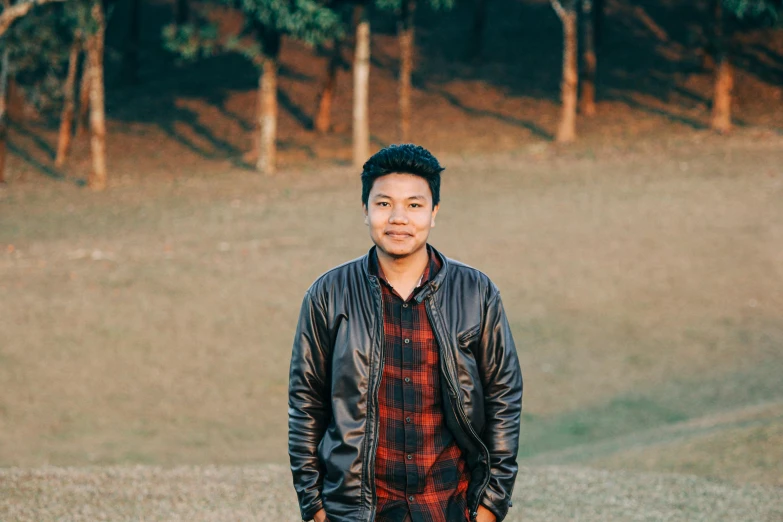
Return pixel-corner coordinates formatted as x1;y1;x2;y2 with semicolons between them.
2;137;782;486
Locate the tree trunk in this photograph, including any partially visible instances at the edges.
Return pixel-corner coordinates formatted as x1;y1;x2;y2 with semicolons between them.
175;0;189;25
121;0;141;85
701;0;720;69
711;0;732;133
256;57;278;174
711;57;733;133
255;29;281;175
77;48;91;138
398;0;415;142
471;0;487;61
593;0;603;48
314;41;341;134
0;0;70;38
579;0;596;116
7;77;22;121
552;0;578;143
55;38;81;167
87;1;107;190
0;49;9;184
353;5;371;169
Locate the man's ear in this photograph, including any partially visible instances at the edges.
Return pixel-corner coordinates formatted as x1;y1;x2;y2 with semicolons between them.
363;204;369;225
431;204;439;228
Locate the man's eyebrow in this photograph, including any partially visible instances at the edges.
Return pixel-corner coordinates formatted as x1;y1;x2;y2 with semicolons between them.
371;193;428;201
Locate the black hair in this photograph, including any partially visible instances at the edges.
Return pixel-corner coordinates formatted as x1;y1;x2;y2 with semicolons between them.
361;144;444;207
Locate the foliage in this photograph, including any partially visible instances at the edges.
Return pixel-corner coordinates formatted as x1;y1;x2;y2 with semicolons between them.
237;0;343;45
0;4;72;110
162;22;221;62
163;0;344;67
0;0;109;112
374;0;454;14
724;0;783;22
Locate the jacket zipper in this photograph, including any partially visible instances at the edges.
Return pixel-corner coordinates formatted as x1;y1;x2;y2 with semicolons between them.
367;279;385;521
425;293;492;518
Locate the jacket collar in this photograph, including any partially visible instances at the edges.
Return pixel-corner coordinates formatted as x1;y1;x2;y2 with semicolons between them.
363;244;449;302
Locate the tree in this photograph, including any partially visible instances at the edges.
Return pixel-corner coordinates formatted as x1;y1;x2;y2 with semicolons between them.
470;0;487;61
86;0;106;189
76;45;90;137
579;0;596;116
2;0;72;182
0;47;9;183
120;0;141;85
353;3;369;167
1;0;110;188
313;37;343;133
164;0;342;174
397;0;414;141
712;0;782;133
55;34;80;166
313;3;352;135
254;22;281;174
711;0;732;132
0;0;66;37
551;0;578;143
377;0;453;143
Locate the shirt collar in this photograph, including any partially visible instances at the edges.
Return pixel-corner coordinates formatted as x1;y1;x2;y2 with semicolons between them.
369;245;442;291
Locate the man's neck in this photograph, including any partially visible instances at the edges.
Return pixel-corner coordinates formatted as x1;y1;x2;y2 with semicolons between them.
376;245;430;299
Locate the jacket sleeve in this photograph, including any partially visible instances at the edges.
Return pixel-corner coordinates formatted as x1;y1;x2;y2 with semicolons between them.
477;290;523;522
288;289;332;521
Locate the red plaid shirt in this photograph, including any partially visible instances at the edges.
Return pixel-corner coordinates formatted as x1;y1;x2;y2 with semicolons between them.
371;246;471;522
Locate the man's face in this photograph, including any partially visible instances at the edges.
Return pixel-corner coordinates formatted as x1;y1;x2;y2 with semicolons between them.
363;173;439;259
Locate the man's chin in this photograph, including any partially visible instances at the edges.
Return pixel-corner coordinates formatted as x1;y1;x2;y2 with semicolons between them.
376;241;424;260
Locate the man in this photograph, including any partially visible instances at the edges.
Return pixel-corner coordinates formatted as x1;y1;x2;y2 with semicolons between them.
289;144;523;522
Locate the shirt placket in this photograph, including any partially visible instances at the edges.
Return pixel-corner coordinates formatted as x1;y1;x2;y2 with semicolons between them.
400;295;420;507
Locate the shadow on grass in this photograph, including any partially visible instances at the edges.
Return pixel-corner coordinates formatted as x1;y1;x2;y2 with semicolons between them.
156;106;242;159
8;140;85;186
10;123;57;161
433;88;553;141
609;92;709;130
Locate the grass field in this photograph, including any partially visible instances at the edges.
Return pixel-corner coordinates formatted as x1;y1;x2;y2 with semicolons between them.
2;465;782;521
2;135;782;495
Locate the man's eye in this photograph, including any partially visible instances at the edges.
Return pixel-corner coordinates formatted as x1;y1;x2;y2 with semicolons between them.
410;204;420;208
377;202;389;207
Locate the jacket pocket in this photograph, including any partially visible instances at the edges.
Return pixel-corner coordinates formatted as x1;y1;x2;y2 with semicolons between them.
457;324;481;350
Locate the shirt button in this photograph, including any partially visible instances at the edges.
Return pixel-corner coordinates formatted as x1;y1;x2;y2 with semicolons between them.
402;303;408;308
406;454;413;460
404;338;410;344
404;377;411;383
405;416;412;423
408;495;415;502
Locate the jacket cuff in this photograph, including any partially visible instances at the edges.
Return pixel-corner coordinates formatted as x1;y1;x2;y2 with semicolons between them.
301;498;324;521
480;495;511;522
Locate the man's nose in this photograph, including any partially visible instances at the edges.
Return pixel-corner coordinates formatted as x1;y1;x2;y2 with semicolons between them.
389;208;408;223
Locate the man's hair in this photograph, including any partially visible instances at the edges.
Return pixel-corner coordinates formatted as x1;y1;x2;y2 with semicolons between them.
361;144;445;207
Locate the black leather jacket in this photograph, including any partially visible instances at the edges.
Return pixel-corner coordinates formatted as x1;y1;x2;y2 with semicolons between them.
288;246;523;522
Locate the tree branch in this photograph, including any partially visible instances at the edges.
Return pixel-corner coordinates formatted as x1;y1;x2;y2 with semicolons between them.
633;5;669;42
0;0;66;37
550;0;567;21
